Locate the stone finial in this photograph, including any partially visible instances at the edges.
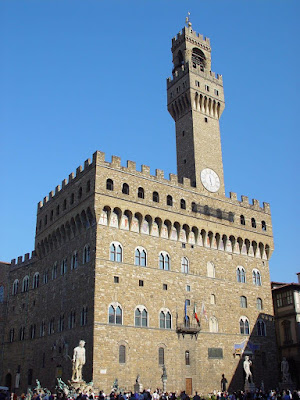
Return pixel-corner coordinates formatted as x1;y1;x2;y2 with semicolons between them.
185;11;192;28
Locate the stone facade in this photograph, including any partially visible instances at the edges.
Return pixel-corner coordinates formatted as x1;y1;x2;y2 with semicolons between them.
0;21;278;395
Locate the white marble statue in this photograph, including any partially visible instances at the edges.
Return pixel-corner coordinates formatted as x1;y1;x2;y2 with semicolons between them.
72;340;86;382
281;357;291;382
243;356;253;383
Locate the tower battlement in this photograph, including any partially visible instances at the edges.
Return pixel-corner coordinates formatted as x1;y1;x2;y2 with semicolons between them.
172;27;211;50
10;251;36;269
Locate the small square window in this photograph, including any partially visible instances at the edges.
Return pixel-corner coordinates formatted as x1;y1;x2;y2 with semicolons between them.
191;245;194;249
139;280;144;287
214;89;219;96
182;243;186;248
205;85;210;92
186;285;191;292
114;276;119;284
204;117;208;123
182;131;185;136
183;159;187;164
186;299;191;306
163;284;168;291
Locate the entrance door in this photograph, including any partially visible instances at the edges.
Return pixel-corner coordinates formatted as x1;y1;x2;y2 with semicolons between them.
5;373;12;391
186;378;192;396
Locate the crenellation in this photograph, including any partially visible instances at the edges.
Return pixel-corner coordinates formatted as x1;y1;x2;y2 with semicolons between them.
24;253;30;261
241;195;249;204
38;201;43;210
84;158;91;168
127;160;136;171
49;190;54;199
69;172;74;183
169;173;178;184
55;185;60;194
141;165;150;175
76;165;83;176
229;192;238;201
155;169;164;180
252;199;260;208
43;196;48;206
182;177;191;187
263;202;271;213
10;259;15;266
111;155;121;168
17;256;22;264
62;178;68;188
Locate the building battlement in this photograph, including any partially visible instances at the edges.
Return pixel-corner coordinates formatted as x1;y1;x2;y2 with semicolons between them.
172;27;211;49
10;251;36;269
37;150;271;215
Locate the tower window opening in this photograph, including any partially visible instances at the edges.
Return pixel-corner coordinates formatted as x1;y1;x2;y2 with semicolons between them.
205;85;210;92
251;218;256;228
180;199;186;209
191;48;206;71
167;195;173;206
183;159;187;164
138;187;144;199
182;130;185;136
214;89;219;96
240;215;245;225
153;191;159;203
122;183;129;195
262;221;267;231
204;117;208;123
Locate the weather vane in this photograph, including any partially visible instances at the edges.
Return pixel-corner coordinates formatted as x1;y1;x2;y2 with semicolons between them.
185;12;192;28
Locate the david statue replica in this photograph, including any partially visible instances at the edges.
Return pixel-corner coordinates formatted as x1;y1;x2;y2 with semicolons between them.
72;340;86;382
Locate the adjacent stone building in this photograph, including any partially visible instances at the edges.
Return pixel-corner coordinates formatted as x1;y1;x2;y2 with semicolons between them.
1;20;278;394
272;275;300;386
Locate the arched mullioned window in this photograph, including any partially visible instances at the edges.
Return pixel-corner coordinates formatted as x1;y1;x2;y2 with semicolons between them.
83;245;90;264
237;266;246;283
33;273;39;289
122;183;129;195
119;345;126;364
12;280;19;295
106;179;114;191
159;252;170;271
257;320;266;336
240;215;245;225
71;251;78;269
158;347;165;365
181;257;189;274
180;199;186;210
209;316;218;333
61;258;67;275
135;306;148;327
167;195;173;206
257;298;263;310
108;304;122;325
192;47;206;71
240;296;247;308
159;310;172;329
252;269;261;286
138;187;144;199
185;350;190;365
153;191;159;203
251;218;256;228
52;262;58;280
43;270;48;284
239;317;250;335
110;242;122;262
135;247;147;267
22;276;29;293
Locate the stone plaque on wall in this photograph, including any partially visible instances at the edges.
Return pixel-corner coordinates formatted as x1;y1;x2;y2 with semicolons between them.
208;348;223;359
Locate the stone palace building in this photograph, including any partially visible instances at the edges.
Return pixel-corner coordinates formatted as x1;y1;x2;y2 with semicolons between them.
0;19;278;394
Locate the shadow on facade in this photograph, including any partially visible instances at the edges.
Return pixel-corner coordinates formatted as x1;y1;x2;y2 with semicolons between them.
227;312;279;392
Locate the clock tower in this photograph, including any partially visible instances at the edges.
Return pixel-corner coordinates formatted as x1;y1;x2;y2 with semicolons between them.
167;19;225;195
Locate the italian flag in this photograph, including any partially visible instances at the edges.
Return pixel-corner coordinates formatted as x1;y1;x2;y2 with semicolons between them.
194;303;200;326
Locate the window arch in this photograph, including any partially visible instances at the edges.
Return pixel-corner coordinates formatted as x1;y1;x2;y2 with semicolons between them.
52;262;58;280
210;294;216;305
33;273;39;289
185;350;190;365
83;244;91;263
209;316;218;333
239;316;250;335
22;276;29;293
240;296;247;308
159;310;172;329
257;319;266;336
158;347;164;365
110;242;123;262
109;304;122;325
138;187;144;199
153;191;159;203
106;179;114;191
237;266;246;283
180;199;186;210
159;252;170;271
119;345;126;364
252;269;261;286
181;257;189;274
262;221;267;231
9;328;14;343
61;258;67;275
192;47;206;71
135;306;148;327
207;261;215;278
135;247;147;266
19;326;25;341
78;187;83;199
71;251;78;269
240;215;245;225
43;270;49;284
40;321;46;337
81;306;88;326
257;297;263;311
167;195;173;206
122;183;129;195
251;218;256;228
12;279;19;295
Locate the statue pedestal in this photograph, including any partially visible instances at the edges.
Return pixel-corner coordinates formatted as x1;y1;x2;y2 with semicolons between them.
69;380;94;393
279;381;296;392
134;383;143;394
244;382;255;393
162;378;167;393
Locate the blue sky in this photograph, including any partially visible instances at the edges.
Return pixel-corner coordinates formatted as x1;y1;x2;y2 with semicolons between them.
1;0;299;283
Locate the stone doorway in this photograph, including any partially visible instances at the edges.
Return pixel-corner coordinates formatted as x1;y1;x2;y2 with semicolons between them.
186;378;192;396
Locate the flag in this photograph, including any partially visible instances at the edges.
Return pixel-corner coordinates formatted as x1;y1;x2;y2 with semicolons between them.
194;303;200;326
201;302;208;321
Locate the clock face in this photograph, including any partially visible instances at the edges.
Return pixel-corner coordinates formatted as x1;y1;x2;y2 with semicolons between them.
201;168;220;192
